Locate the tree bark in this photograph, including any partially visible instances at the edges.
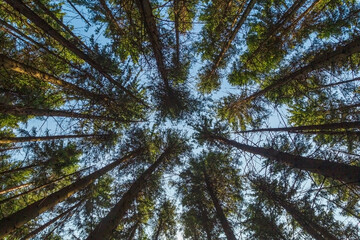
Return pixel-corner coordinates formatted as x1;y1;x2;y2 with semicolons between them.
208;0;256;77
0;150;140;238
0;104;138;122
0;54;118;105
135;0;169;89
0;167;90;205
4;0;146;106
208;134;360;184
203;169;236;240
20;200;83;240
255;179;337;240
86;149;170;240
0;133;109;144
232;36;360;107
236;121;360;133
0;182;32;195
33;0;92;53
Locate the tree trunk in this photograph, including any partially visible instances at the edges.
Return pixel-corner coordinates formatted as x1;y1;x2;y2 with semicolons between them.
233;36;360;107
236;121;360;133
0;182;32;195
255;179;337;240
0;54;114;104
0;150;140;238
203;169;236;240
0;146;22;153
153;216;163;240
0;104;138;122
208;134;360;184
135;0;169;89
0;163;38;175
0;133;109;144
86;149;170;240
209;0;256;77
65;0;91;26
127;220;139;240
4;0;145;106
21;200;83;240
0;167;90;205
33;0;92;53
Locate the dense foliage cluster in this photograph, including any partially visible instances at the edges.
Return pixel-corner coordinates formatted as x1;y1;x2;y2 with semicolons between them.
0;0;360;239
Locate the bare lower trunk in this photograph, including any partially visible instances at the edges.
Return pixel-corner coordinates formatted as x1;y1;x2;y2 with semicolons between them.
135;0;169;89
203;169;236;240
0;150;140;238
208;134;360;184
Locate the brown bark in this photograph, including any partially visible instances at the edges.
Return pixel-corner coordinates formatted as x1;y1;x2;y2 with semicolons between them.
0;54;115;104
0;167;90;205
255;179;337;240
65;0;91;26
0;182;32;195
0;133;109;144
20;200;83;240
232;36;360;107
203;169;236;240
135;0;169;89
33;0;92;53
127;220;139;240
236;121;360;133
208;0;256;77
4;0;146;106
86;149;170;240
0;104;139;122
208;134;360;184
0;146;22;153
0;163;38;175
0;150;140;238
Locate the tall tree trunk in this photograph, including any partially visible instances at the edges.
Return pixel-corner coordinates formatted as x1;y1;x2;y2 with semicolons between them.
0;150;140;238
0;133;109;144
207;134;360;184
0;167;90;205
232;36;360;107
135;0;169;89
254;178;337;240
33;0;91;53
0;20;91;78
0;104;138;122
236;121;360;133
153;216;163;240
0;163;38;175
127;220;140;240
4;0;146;106
86;149;171;240
208;0;256;77
0;54;114;104
0;146;22;153
0;182;32;195
21;200;83;240
65;0;91;26
203;169;236;240
196;199;214;240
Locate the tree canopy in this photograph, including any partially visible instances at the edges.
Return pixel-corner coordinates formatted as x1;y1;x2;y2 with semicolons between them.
0;0;359;239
